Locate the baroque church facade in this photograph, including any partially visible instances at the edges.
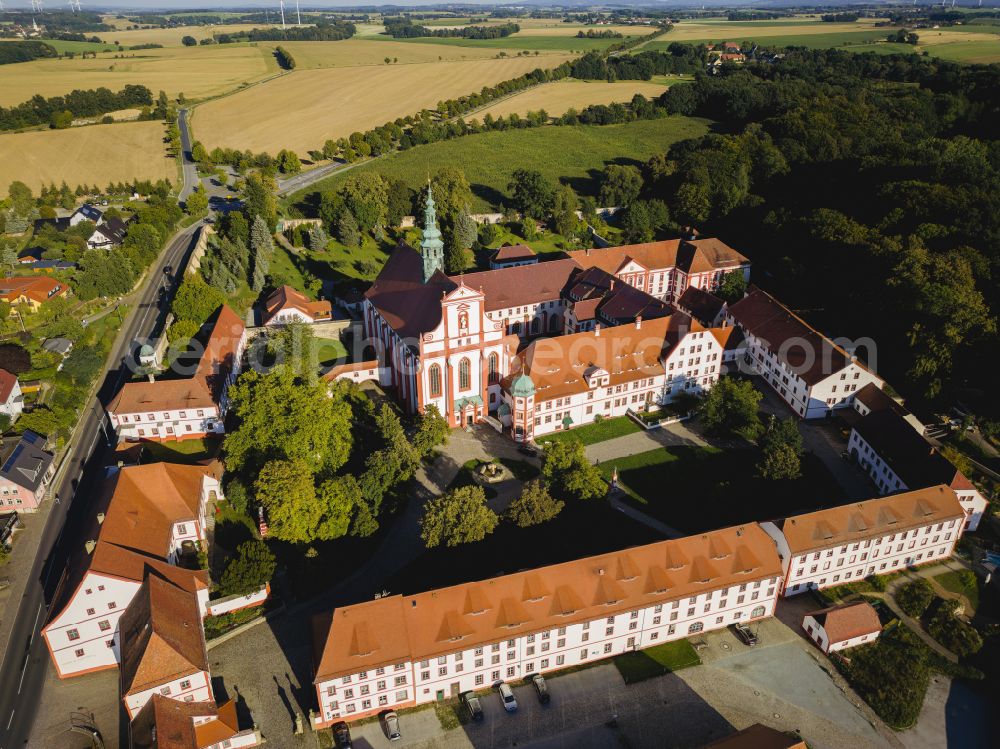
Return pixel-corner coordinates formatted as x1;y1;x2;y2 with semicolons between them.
362;191;750;436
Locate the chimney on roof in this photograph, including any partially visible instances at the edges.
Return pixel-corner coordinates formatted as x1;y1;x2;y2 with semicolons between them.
96;512;105;525
147;372;155;383
594;324;601;337
635;315;642;330
610;279;615;290
84;539;96;555
585;247;591;256
597;567;605;576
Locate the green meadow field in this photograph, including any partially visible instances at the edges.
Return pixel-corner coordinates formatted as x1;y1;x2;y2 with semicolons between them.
293;115;711;211
368;35;632;52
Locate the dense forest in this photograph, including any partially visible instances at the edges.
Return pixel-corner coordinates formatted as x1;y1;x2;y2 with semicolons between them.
0;41;57;66
651;50;999;414
384;18;520;39
0;85;154;131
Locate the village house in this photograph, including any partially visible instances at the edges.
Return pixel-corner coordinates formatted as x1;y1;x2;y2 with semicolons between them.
845;384;989;531
802;601;882;654
262;284;333;326
119;575;212;720
500;313;726;441
41;462;222;678
130;694;262;749
0;368;24;423
727;287;884;419
70;204;103;226
363;190;750;432
0;430;55;513
312;524;782;727
87;216;132;249
0;275;69;311
107;305;246;441
760;485;966;597
567;237;750;303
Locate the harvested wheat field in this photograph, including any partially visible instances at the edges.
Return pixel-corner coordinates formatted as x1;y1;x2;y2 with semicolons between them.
472;79;671;121
271;38;554;68
663;18;884;43
0;44;277;107
0;121;174;192
193;54;575;154
96;23;280;47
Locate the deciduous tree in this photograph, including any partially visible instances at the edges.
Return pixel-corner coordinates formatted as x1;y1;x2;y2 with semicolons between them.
254;459;320;544
507;480;564;527
541;440;606;500
217;539;276;597
420;485;499;548
699;377;763;441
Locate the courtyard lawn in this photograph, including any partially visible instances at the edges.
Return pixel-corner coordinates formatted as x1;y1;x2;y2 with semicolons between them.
141;437;222;464
934;570;980;613
314;337;348;367
542;415;642;447
613;640;701;684
598;445;841;534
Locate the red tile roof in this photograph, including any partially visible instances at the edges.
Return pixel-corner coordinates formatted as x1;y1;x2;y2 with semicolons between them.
119;574;208;697
0;275;68;304
107;377;217;415
806;601;882;644
507;312;697;401
492;244;536;262
774;485;965;554
99;463;216;559
569;238;748;277
263;285;333;324
314;523;781;681
456;259;581;313
0;368;17;403
108;305;243;414
700;723;806;749
130;694;219;749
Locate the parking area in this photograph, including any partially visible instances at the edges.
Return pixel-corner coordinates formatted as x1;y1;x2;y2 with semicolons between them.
28;662;122;749
340;617;891;749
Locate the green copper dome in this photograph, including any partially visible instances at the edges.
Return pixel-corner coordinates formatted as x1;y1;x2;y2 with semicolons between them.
511;373;535;397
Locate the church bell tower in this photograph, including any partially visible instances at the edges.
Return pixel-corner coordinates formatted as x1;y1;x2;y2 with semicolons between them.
421;186;445;283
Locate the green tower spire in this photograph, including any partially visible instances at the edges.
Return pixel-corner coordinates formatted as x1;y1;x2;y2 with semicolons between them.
421;184;445;283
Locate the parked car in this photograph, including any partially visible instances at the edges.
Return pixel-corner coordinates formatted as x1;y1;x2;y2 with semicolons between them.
732;622;758;646
460;690;483;722
332;721;352;749
527;673;550;704
518;444;538;458
496;681;518;713
381;710;401;741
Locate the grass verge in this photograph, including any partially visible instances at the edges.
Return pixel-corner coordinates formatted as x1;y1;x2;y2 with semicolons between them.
541;415;642;447
613;640;701;684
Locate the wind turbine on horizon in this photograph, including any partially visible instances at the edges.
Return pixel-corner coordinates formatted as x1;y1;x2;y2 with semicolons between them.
279;0;286;31
296;0;301;26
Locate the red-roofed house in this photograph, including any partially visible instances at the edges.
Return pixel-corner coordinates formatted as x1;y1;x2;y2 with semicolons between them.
802;602;882;653
130;694;262;749
42;462;221;678
107;306;246;441
119;574;212;719
262;285;333;326
0;368;23;422
0;275;69;311
489;244;538;270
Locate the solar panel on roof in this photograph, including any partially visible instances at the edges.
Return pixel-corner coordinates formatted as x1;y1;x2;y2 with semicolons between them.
2;444;24;474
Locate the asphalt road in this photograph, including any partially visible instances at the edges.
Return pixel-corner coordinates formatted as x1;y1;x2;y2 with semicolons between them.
0;219;204;746
178;109;199;203
275;155;371;197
